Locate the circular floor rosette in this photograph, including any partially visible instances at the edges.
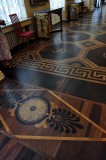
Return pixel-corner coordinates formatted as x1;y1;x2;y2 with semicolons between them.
15;96;51;125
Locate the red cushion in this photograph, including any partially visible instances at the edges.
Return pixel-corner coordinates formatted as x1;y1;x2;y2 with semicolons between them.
18;31;34;37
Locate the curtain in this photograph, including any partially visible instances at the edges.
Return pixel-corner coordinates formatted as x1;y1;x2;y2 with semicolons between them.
0;0;27;24
49;0;65;10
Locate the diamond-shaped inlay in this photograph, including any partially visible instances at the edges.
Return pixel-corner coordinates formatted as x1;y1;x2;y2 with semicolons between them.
57;32;90;42
86;46;106;67
81;41;96;47
71;25;101;33
39;43;81;60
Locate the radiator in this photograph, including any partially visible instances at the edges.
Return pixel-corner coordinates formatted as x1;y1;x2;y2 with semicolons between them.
5;31;18;49
4;23;34;49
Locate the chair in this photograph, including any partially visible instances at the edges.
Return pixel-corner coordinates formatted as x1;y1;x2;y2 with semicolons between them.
68;3;79;20
70;4;79;19
9;13;35;47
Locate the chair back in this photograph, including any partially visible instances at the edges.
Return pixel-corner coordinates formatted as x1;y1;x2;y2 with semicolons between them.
9;14;22;36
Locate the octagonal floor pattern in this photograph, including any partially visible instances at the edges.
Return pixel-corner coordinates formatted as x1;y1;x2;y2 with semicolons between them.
12;26;106;85
7;6;106;104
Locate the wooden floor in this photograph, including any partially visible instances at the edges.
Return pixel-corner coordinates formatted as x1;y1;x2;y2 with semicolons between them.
0;6;106;160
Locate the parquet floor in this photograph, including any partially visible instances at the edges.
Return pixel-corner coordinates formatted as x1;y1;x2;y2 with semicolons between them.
0;6;106;160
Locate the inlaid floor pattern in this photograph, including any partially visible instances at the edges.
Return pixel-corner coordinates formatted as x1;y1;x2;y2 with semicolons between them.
0;5;106;160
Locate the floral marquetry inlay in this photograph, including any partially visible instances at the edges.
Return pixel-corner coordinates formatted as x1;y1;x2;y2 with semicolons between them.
0;92;84;134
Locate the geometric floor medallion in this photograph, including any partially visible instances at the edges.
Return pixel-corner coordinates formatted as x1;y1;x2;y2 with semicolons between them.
16;96;51;125
39;43;81;60
86;46;106;67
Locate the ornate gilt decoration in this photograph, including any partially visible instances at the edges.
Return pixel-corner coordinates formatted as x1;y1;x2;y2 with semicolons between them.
0;71;5;81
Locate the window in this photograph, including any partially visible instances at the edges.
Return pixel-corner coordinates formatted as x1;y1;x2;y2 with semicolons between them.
49;0;65;10
0;0;27;25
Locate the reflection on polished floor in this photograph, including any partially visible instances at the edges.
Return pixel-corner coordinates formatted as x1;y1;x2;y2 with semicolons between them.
0;6;106;160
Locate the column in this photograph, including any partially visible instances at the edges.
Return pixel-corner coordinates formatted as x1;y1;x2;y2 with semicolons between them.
89;0;95;11
85;0;95;11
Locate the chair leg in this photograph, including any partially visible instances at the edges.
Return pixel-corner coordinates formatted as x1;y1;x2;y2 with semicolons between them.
26;39;29;46
17;38;21;49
